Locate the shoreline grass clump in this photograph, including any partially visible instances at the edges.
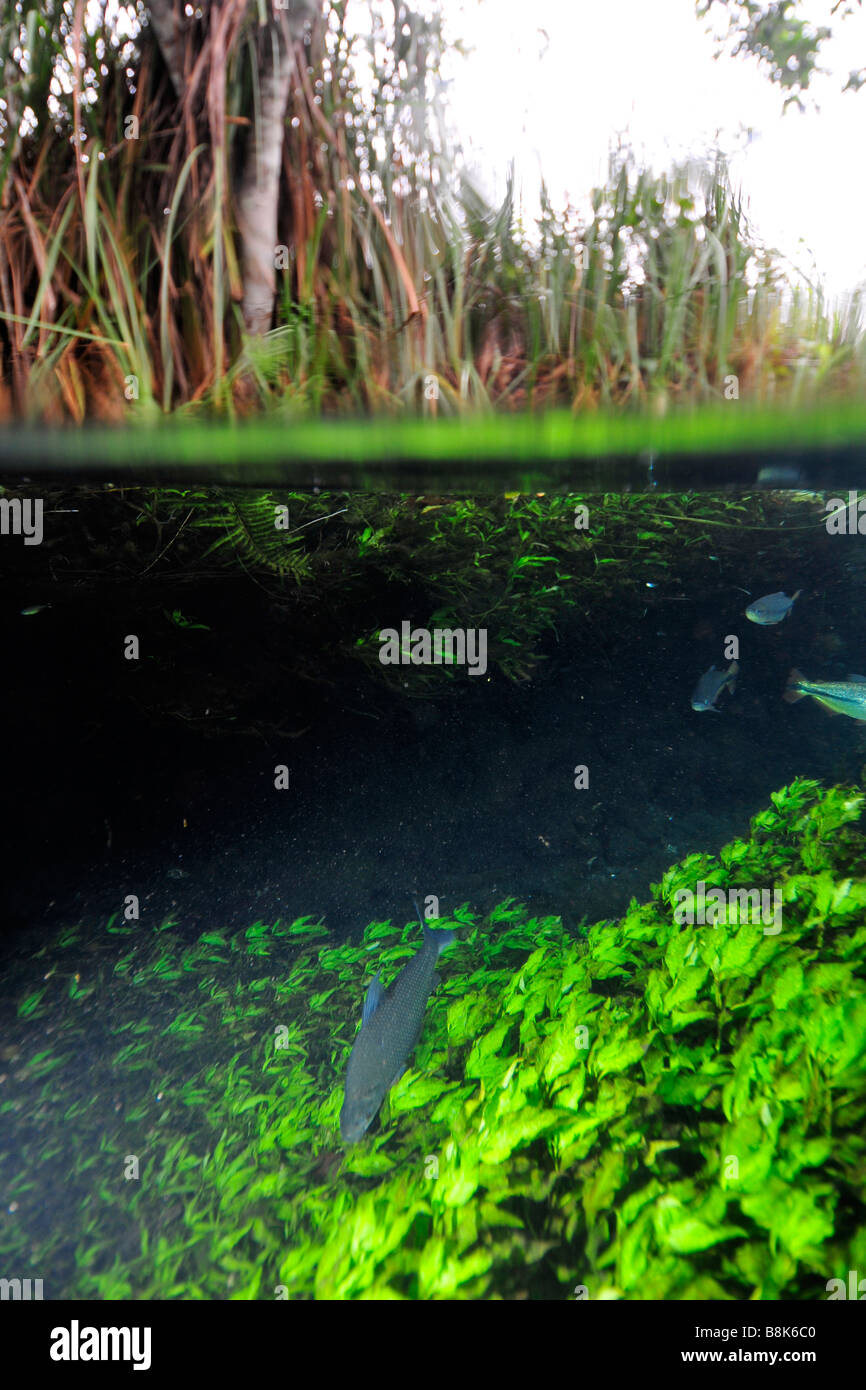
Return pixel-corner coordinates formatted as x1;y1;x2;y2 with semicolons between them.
0;778;864;1297
0;3;863;422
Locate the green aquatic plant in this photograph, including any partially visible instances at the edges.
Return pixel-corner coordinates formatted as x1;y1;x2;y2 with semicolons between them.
1;778;864;1298
44;480;832;705
196;493;314;584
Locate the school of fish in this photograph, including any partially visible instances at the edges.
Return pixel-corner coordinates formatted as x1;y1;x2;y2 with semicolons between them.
691;587;866;724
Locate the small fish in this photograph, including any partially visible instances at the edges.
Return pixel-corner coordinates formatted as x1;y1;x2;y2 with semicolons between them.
20;603;51;616
340;909;456;1143
691;659;739;712
745;590;801;625
783;670;866;722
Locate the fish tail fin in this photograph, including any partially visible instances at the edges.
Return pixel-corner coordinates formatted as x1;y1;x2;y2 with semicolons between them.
783;668;806;703
425;925;456;955
415;895;456;952
727;658;739;693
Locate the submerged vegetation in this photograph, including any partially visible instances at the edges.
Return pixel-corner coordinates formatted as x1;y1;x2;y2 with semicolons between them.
0;3;863;423
1;778;864;1298
7;483;833;698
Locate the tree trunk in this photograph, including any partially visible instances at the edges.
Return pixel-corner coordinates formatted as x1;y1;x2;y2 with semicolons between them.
235;9;295;337
237;2;321;336
146;0;185;99
146;1;321;337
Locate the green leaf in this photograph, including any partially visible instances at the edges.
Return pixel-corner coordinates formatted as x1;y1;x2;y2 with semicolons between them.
771;962;804;1010
662;1216;746;1255
17;987;47;1018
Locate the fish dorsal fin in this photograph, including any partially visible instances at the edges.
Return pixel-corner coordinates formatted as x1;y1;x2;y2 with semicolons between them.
848;674;866;683
362;974;384;1025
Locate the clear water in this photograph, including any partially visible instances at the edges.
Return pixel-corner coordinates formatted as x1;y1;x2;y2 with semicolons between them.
2;459;865;1303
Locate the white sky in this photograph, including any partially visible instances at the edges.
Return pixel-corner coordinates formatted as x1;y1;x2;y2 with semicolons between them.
441;0;866;304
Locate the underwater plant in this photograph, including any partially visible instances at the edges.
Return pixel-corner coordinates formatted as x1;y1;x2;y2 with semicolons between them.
1;778;864;1297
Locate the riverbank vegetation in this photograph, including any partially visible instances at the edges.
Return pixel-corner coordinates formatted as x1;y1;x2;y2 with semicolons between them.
1;3;863;423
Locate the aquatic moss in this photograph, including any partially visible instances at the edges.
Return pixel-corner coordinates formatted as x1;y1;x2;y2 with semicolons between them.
0;777;864;1297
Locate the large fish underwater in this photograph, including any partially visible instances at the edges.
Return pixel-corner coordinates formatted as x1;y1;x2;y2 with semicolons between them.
340;907;455;1143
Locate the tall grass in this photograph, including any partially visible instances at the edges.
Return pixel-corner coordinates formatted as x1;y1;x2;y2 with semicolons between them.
0;4;863;423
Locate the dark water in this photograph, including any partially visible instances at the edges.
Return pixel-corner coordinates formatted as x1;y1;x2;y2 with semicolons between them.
3;481;865;947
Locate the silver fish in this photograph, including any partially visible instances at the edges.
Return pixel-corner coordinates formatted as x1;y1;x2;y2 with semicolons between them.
691;659;739;712
340;916;455;1143
783;670;866;722
745;590;801;625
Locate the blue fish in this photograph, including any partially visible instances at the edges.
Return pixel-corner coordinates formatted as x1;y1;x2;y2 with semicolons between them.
340;908;455;1143
691;659;739;712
